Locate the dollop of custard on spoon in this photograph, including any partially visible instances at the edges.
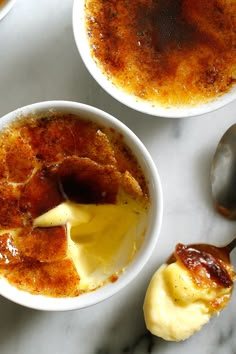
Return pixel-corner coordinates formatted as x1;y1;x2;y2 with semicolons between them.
144;243;235;341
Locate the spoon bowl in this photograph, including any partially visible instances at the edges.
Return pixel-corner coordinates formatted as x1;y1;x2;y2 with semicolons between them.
211;124;236;219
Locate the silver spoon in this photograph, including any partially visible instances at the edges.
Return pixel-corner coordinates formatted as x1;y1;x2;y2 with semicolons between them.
211;124;236;254
167;125;236;265
211;124;236;220
225;237;236;253
164;129;236;272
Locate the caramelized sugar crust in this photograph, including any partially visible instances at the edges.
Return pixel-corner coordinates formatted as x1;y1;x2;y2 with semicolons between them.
6;259;80;297
19;168;64;219
49;156;121;204
0;183;24;228
86;0;236;106
0;113;149;297
16;226;68;262
173;243;235;310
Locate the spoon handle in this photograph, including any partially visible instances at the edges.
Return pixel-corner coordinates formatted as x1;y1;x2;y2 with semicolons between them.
226;238;236;253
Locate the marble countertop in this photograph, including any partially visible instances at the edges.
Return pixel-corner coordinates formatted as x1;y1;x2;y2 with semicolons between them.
0;1;236;353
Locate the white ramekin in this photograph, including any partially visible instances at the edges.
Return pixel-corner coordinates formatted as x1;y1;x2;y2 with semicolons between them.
72;0;236;118
0;100;163;311
0;0;16;21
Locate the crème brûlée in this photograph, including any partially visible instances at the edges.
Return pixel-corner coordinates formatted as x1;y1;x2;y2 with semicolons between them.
86;0;236;107
143;243;235;341
0;113;150;297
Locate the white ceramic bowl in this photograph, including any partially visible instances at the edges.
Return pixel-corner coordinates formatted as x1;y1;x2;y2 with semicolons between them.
0;0;16;21
0;100;163;311
72;0;236;118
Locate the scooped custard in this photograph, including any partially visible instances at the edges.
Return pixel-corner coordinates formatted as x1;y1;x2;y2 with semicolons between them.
143;243;235;341
0;113;149;297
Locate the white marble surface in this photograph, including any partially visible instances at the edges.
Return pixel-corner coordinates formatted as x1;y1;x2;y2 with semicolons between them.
0;1;236;353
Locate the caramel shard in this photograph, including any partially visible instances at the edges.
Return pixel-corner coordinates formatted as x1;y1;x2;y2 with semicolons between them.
50;156;121;204
19;168;64;218
6;259;80;297
92;130;117;165
66;119;117;165
17;226;67;262
175;243;234;290
73;125;117;165
122;170;143;198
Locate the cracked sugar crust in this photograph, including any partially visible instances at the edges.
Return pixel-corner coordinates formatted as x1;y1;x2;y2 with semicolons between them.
0;112;149;297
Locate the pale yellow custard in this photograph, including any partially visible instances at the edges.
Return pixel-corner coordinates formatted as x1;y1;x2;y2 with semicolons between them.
143;257;234;341
35;192;147;291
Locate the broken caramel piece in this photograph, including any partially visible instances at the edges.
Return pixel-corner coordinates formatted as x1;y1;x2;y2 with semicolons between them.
50;156;121;204
175;243;234;288
122;170;143;198
174;243;234;311
67;119;117;165
90;129;117;165
19;168;64;218
16;226;67;262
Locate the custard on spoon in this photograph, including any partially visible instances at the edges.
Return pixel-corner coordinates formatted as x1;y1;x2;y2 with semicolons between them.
143;241;235;341
144;125;236;341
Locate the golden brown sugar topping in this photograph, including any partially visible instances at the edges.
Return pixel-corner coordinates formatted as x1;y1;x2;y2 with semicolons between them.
6;259;81;297
174;243;234;288
0;183;25;228
86;0;236;106
16;226;68;263
0;113;149;297
20;115;117;165
4;132;36;183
